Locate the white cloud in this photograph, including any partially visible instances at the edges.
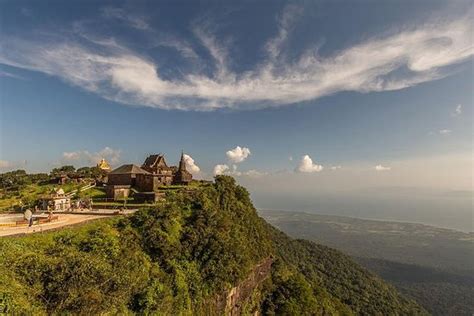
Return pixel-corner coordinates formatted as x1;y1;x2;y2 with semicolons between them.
439;129;452;135
375;165;391;171
212;163;267;178
452;104;462;116
265;4;303;61
183;154;200;174
289;156;293;161
241;169;268;178
0;70;25;80
101;7;150;30
0;160;12;169
154;37;199;60
296;155;323;173
0;9;472;111
62;147;121;166
62;151;81;160
226;146;251;163
213;164;229;176
330;165;342;170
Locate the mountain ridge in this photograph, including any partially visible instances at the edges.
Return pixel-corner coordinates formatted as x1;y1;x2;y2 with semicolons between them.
0;176;425;315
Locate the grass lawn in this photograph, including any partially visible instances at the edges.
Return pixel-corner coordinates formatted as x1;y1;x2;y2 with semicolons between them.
0;182;92;211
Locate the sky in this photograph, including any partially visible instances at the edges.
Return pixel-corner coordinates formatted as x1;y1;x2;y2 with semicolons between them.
0;1;472;229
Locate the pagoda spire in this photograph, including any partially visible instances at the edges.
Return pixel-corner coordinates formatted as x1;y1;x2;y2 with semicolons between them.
179;151;186;171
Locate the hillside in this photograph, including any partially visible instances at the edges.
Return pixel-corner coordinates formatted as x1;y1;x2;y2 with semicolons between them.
0;176;424;315
260;210;474;315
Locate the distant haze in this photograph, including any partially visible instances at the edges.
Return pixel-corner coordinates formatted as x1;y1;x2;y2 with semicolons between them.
239;153;473;232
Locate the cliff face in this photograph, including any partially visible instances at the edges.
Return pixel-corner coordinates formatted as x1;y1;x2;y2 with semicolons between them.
208;257;273;315
0;176;425;315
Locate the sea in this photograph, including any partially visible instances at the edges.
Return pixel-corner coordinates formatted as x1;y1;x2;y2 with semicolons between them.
252;190;473;233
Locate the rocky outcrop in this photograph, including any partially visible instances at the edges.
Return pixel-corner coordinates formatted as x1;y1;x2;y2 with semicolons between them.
207;256;273;315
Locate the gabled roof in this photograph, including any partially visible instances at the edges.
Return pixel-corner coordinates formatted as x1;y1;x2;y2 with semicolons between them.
109;164;150;175
142;154;171;170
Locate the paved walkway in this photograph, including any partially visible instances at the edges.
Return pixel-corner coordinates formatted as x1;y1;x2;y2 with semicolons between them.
0;214;110;237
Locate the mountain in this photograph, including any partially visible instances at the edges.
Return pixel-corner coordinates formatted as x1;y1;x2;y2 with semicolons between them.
0;176;425;315
260;210;474;315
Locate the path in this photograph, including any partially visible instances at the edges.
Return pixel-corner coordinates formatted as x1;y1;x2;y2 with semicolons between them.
0;214;110;237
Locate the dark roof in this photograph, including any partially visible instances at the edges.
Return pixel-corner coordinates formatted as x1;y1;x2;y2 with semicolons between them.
142;154;163;167
109;164;150;175
142;154;172;170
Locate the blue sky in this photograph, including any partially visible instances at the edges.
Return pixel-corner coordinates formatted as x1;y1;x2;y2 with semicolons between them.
0;1;473;228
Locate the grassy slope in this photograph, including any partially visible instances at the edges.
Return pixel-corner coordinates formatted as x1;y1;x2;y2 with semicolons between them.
0;177;424;315
0;183;85;210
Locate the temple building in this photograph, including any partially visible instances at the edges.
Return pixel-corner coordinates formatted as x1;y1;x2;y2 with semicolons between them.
140;154;174;186
97;158;111;172
105;152;193;200
173;152;193;185
106;164;150;200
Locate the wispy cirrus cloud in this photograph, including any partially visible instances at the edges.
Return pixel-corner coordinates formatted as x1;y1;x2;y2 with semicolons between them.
0;7;472;111
101;7;150;30
0;69;26;80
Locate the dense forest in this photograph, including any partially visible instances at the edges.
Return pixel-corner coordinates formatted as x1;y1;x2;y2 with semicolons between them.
261;210;474;315
0;176;425;315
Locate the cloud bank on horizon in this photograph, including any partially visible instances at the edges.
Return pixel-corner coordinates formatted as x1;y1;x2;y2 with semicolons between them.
0;5;472;111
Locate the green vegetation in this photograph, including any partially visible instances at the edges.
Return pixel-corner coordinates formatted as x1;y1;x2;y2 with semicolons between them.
0;181;85;211
261;210;474;315
0;167;104;211
0;176;424;315
356;257;474;316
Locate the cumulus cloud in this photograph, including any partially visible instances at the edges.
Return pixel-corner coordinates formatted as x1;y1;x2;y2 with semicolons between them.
296;155;323;173
375;165;391;171
183;154;200;174
62;147;121;166
226;146;251;163
212;163;266;178
213;164;229;176
0;8;472;111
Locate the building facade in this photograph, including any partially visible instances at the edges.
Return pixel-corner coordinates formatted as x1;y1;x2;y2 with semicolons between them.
40;188;71;211
106;152;193;200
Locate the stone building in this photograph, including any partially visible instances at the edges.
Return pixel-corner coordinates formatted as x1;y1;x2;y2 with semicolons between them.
108;164;149;186
106;164;149;200
173;152;192;185
141;154;174;184
105;153;193;200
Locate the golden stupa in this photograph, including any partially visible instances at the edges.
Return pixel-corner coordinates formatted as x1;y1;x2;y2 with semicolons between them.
97;158;111;172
